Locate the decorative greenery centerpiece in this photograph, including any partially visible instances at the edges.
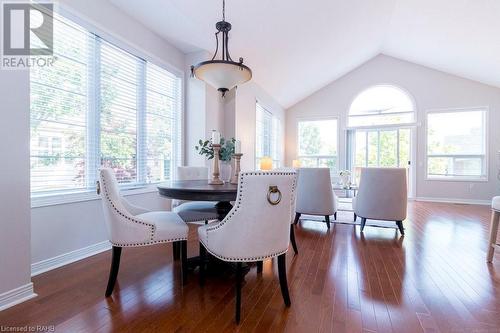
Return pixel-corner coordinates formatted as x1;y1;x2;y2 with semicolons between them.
195;137;236;162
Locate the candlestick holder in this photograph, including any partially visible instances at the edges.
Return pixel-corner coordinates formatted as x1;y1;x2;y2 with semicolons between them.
230;153;243;184
209;144;224;185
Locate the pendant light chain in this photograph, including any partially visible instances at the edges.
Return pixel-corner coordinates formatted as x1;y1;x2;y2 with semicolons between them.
223;0;225;21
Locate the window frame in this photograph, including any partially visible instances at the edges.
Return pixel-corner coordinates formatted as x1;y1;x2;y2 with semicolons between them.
255;101;282;169
425;107;489;182
30;7;184;208
347;84;417;129
296;116;339;174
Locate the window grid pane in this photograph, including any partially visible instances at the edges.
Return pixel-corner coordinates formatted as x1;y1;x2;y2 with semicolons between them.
426;110;486;179
298;119;338;174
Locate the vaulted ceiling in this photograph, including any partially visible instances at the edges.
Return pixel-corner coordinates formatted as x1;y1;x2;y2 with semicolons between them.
110;0;500;108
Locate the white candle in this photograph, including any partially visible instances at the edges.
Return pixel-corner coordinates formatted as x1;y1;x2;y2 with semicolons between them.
235;140;241;154
211;130;220;144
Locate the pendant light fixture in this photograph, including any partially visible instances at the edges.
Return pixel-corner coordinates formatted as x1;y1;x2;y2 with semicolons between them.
191;0;252;97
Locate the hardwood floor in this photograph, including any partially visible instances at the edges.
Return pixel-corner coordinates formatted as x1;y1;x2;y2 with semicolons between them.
2;201;500;332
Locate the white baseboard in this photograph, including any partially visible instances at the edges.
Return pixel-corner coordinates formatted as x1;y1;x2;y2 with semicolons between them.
415;196;491;206
31;241;111;277
0;283;37;312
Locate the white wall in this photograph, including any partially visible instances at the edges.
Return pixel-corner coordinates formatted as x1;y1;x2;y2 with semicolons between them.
286;54;500;202
30;0;187;266
184;51;223;167
0;69;32;298
235;82;286;170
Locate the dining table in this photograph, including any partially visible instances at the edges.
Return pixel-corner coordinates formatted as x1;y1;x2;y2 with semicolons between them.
157;179;238;220
157;179;247;275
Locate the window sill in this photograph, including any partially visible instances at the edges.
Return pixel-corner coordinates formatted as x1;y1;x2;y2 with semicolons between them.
31;185;160;208
425;176;488;183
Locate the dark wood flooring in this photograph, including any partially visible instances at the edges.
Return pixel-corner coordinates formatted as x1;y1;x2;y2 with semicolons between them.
1;202;500;332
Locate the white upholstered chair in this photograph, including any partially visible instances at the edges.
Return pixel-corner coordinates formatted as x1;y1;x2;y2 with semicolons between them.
98;168;189;296
486;196;500;262
294;168;339;229
198;170;297;323
172;166;219;223
352;167;407;235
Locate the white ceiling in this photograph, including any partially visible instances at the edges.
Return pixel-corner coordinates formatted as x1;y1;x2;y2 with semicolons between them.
110;0;500;108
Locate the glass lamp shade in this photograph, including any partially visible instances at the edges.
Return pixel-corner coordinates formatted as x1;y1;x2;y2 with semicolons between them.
192;60;252;92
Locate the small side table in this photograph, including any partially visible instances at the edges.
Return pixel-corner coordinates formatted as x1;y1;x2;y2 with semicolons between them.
487;196;500;262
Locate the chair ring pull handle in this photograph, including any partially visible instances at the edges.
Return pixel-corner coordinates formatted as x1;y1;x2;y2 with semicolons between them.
267;186;282;205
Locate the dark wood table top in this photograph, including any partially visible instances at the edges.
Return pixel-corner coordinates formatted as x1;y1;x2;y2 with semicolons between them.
157;179;238;202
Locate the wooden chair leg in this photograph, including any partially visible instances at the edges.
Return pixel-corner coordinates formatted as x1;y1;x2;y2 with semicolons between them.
105;246;122;297
290;224;298;255
293;212;301;225
325;215;331;229
354;213;357;221
360;217;366;232
257;260;263;273
334;212;337;220
235;262;243;324
199;243;206;286
396;221;405;235
487;211;500;262
278;253;291;306
173;241;180;261
181;240;188;285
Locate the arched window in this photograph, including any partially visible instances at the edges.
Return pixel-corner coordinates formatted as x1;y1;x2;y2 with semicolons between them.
348;85;415;127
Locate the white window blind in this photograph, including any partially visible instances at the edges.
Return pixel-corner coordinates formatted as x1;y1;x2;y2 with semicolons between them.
256;102;281;168
99;39;140;184
30;12;183;202
426;109;487;180
30;14;92;193
145;63;183;183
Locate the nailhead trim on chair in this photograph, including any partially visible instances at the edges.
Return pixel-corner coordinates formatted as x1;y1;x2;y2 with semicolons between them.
199;238;288;262
101;175;187;248
202;171;297;261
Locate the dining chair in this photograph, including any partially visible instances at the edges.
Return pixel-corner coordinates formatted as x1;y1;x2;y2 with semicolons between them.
172;166;219;224
352;167;407;234
294;168;339;229
98;168;189;296
198;170;297;324
487;196;500;262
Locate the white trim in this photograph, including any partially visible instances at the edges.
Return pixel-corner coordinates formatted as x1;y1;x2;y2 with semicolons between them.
414;196;491;206
424;106;489;182
0;283;37;312
31;185;159;208
31;241;111;276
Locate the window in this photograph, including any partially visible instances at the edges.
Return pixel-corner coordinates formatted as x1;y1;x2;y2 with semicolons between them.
348;85;415;127
30;12;182;200
255;102;281;168
297;119;338;173
426;109;487;180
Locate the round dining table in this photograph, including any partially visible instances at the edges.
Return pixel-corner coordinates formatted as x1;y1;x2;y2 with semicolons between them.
157;179;238;220
157;179;245;275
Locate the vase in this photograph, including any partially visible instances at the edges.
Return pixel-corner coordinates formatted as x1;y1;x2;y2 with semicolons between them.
340;174;351;188
220;161;232;182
